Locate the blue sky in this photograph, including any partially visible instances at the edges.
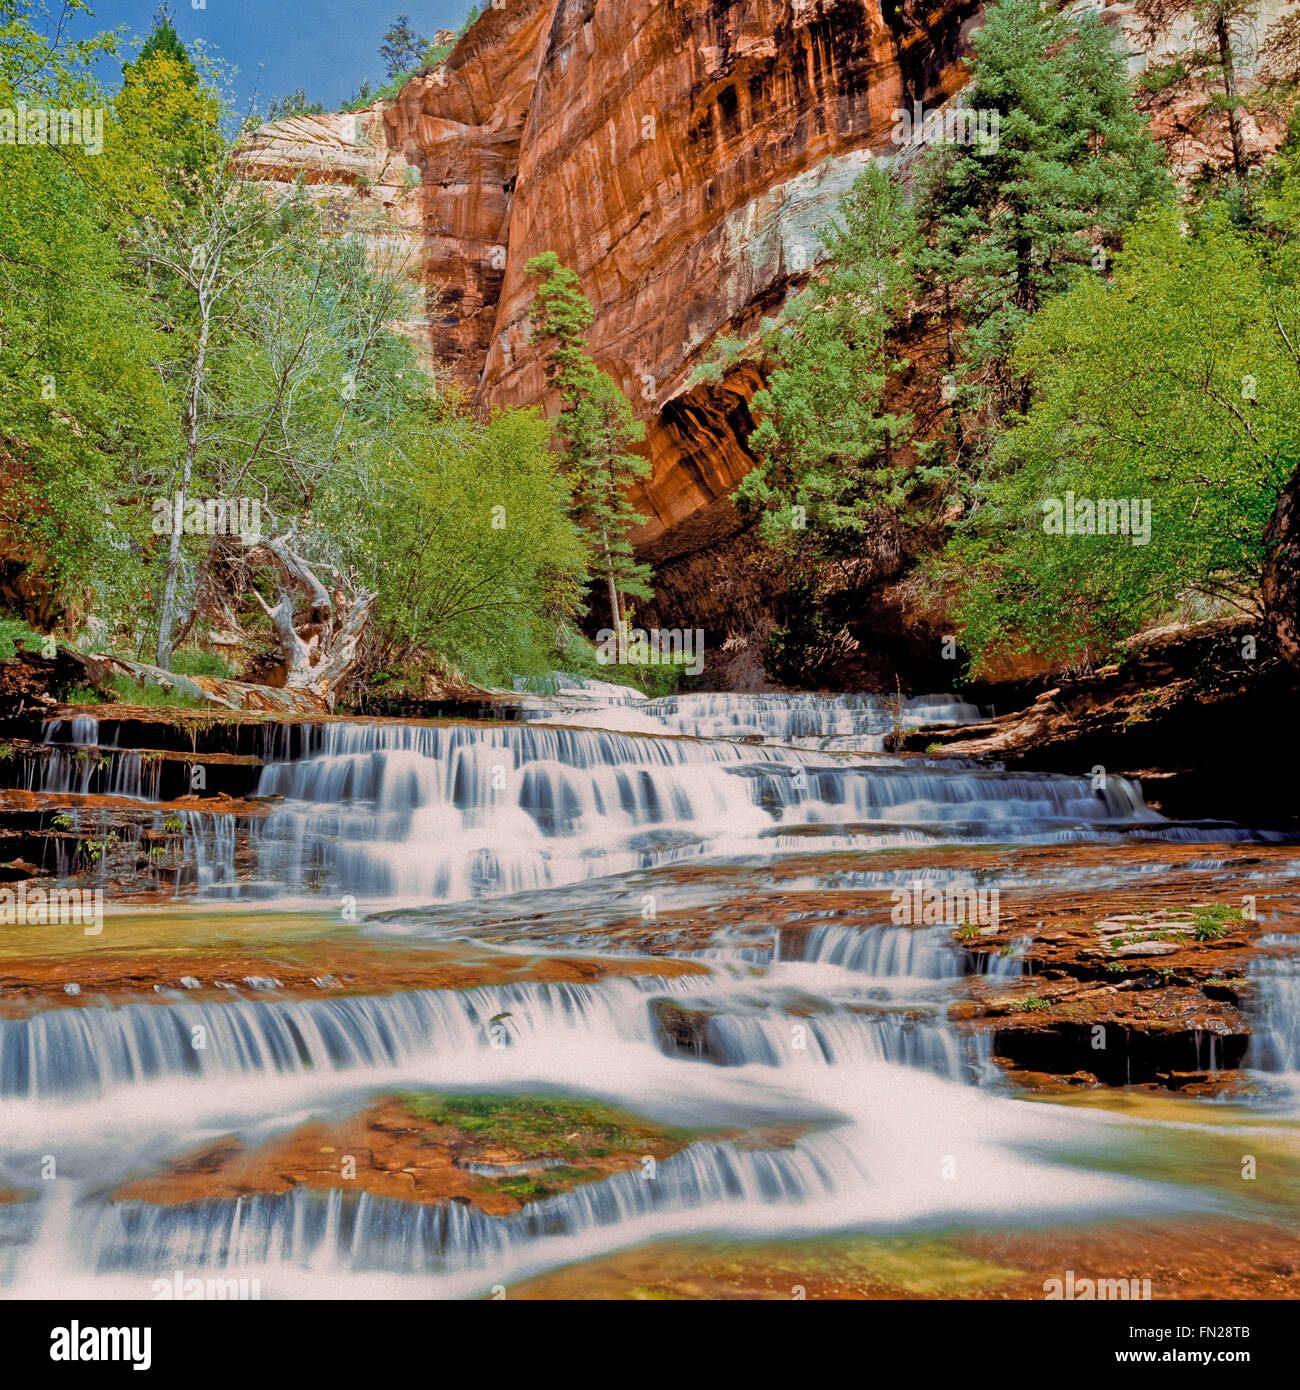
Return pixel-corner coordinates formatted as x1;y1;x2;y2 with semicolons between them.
59;0;473;116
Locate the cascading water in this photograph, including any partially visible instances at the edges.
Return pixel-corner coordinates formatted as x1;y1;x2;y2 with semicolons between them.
638;690;984;748
33;719;159;799
1246;934;1300;1077
81;1136;863;1282
0;978;690;1101
247;719;1160;905
524;688;985;748
3;688;1294;1299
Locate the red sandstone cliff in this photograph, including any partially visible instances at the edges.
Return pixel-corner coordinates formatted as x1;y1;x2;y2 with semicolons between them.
238;0;983;555
234;0;1290;686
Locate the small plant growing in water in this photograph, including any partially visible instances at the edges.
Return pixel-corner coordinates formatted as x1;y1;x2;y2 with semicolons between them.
1192;904;1242;942
80;832;118;863
1022;995;1051;1012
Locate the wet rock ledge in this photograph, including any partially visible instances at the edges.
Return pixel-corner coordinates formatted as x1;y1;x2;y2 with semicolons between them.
954;903;1270;1094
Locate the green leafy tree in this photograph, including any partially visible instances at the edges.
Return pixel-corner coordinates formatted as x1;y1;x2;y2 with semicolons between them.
525;253;652;631
128;160;317;666
736;165;919;557
0;0;593;699
946;206;1300;671
0;0;173;624
322;404;587;686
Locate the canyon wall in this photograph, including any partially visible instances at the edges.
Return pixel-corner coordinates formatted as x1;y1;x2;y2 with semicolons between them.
236;0;1292;685
239;0;983;557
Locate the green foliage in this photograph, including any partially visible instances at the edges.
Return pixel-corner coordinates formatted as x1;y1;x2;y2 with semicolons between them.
379;13;428;79
398;1091;697;1159
718;0;1175;682
318;403;587;688
912;0;1170;452
102;673;205;708
169;648;234;679
261;88;324;122
946;207;1298;670
0;3;227;634
343;77;372;110
1192;904;1244;940
0;0;592;697
128;6;197;87
686;336;748;389
736;165;920;555
526;252;653;630
495;1167;607;1202
344;4;482;109
0;14;176;620
0;617;46;658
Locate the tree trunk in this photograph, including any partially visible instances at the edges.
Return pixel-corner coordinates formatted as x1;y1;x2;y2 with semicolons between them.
248;535;375;709
156;300;211;669
1262;466;1299;668
599;527;622;632
1215;11;1250;202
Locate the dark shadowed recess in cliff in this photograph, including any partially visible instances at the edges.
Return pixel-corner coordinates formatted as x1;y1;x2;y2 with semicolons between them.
686;1;881;153
885;0;985;107
636;503;962;695
656;387;758;529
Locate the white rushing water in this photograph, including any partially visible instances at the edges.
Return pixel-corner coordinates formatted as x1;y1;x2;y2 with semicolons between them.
3;691;1293;1299
245;718;1160;905
524;689;984;748
0;956;1207;1299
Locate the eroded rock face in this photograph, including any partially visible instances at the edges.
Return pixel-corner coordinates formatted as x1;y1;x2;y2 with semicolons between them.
237;0;983;548
234;1;1289;666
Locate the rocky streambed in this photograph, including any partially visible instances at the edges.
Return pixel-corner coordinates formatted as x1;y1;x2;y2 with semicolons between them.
0;688;1295;1299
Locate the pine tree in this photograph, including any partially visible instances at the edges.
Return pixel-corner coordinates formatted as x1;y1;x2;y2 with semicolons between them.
1135;0;1262;201
736;164;919;554
128;5;197;87
379;14;429;79
914;0;1169;452
525;253;653;632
